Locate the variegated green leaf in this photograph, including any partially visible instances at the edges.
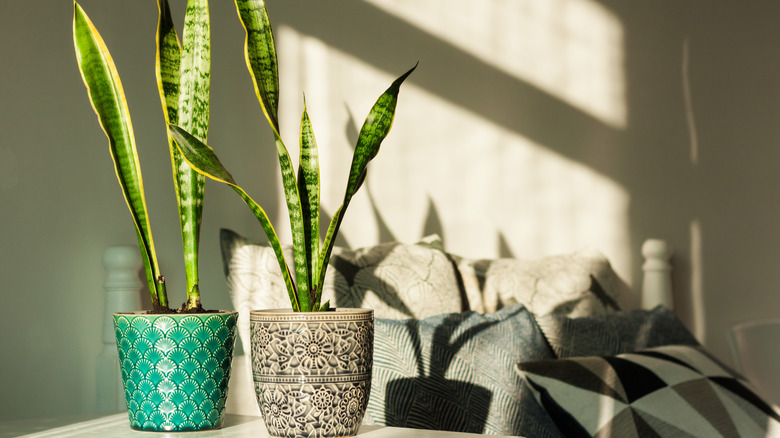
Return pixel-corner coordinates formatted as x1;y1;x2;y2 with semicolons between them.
274;133;311;311
347;64;416;200
235;0;312;310
154;0;188;310
177;0;210;308
169;124;300;311
156;0;180;125
168;125;235;184
234;0;279;133
74;2;168;309
298;100;320;303
318;64;417;291
157;0;211;309
178;0;210;140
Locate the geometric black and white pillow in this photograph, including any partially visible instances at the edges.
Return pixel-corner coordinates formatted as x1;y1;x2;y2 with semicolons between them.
534;306;700;359
516;345;780;437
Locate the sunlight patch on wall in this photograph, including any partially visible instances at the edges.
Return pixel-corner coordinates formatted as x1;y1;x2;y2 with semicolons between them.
275;26;632;284
690;219;705;342
362;0;626;129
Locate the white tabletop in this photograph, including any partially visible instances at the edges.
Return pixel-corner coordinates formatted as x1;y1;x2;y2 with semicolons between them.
9;413;521;437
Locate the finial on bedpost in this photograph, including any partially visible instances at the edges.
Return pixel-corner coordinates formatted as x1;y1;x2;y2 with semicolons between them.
641;239;673;310
97;246;143;412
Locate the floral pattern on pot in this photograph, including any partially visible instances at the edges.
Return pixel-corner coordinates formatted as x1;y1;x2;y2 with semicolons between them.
113;311;237;432
251;308;373;438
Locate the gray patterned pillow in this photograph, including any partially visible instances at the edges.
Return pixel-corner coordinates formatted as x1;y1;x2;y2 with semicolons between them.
516;345;780;437
366;304;560;437
220;229;464;354
535;305;700;358
452;248;629;317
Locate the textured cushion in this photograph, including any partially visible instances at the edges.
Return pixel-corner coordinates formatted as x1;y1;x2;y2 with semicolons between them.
535;305;700;358
365;304;561;437
516;345;780;437
220;229;464;354
452;248;629;317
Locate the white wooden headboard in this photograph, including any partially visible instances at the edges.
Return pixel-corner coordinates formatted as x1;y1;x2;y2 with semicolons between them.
95;239;675;414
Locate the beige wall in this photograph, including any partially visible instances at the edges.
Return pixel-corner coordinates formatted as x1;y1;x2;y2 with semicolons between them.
2;0;779;420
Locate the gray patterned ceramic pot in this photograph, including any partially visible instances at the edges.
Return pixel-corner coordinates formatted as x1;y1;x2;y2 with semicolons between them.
250;308;373;438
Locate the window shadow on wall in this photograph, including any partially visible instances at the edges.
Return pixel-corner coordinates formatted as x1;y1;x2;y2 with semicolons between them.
268;0;705;324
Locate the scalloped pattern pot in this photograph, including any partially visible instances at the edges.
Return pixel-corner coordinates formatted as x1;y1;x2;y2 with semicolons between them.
113;311;238;432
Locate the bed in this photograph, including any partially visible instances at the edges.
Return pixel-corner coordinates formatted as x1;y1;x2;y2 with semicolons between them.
97;236;780;436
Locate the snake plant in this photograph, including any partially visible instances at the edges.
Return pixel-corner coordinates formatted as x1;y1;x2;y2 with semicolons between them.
169;0;415;312
73;0;211;312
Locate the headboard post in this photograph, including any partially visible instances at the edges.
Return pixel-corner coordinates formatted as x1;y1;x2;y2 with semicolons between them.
96;246;142;413
641;239;674;310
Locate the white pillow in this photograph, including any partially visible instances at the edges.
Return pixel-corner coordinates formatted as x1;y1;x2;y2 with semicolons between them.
452;248;629;316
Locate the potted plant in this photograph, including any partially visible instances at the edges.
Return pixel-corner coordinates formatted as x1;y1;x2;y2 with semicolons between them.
167;1;415;436
73;0;237;431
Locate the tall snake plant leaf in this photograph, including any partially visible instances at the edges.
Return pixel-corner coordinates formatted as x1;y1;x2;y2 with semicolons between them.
274;133;311;311
156;0;210;310
235;0;311;310
315;64;417;305
74;3;168;310
168;125;301;311
156;0;179;125
234;0;279;133
298;100;320;300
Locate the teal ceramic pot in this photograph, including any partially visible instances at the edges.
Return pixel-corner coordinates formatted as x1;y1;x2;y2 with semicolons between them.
113;311;238;432
250;308;373;438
